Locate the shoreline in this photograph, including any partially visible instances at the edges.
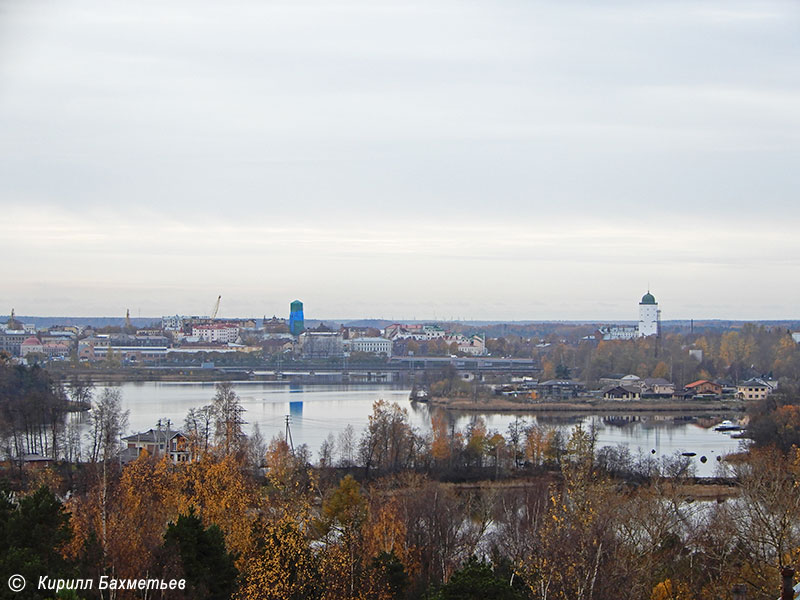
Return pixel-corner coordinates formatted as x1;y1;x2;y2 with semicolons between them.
45;368;404;385
426;397;746;413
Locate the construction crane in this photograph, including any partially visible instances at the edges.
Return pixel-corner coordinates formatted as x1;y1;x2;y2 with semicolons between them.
210;295;222;320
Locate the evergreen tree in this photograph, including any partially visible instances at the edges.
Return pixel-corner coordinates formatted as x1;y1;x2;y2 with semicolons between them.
163;508;238;600
0;486;73;600
431;556;523;600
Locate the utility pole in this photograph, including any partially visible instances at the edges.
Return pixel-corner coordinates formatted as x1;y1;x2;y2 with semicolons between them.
284;415;294;452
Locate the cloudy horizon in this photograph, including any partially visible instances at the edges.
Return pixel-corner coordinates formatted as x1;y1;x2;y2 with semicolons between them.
2;0;799;320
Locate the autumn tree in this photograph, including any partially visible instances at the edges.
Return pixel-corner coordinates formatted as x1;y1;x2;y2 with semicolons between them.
182;455;261;560
726;448;800;596
359;400;419;476
237;512;318;600
650;578;692;600
212;382;246;457
464;418;488;468
265;436;310;493
518;426;620;600
318;475;368;598
431;411;452;465
363;496;414;575
402;480;484;590
106;454;179;578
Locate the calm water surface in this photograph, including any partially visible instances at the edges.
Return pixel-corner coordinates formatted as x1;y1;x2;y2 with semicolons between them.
93;381;745;476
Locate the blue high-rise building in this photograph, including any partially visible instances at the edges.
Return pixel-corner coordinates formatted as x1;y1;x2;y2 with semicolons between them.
289;300;305;336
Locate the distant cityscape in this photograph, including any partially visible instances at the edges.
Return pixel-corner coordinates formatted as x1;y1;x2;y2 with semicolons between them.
3;292;800;365
2;292;799;407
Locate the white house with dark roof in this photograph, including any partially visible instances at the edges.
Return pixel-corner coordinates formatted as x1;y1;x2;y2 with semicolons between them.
737;378;775;401
122;429;192;463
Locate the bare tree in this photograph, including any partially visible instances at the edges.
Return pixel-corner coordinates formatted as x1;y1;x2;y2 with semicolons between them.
68;375;94;405
88;388;129;464
318;432;335;468
729;448;800;593
86;387;129;564
337;424;356;467
212;382;245;457
246;422;268;471
184;404;215;457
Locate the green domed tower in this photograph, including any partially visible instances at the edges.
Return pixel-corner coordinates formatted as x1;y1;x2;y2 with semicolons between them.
640;292;656;305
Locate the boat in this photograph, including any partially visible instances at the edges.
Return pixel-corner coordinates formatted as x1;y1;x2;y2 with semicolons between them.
409;387;429;402
714;420;742;432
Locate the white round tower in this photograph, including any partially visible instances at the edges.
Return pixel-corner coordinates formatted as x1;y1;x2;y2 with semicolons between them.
638;291;659;337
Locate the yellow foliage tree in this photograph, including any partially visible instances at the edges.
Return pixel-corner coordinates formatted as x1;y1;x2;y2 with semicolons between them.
237;513;317;600
525;426;547;467
431;411;451;463
108;455;179;577
180;455;261;562
651;361;669;379
650;578;692;600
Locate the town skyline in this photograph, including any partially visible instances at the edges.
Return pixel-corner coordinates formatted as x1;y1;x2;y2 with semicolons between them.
3;287;800;323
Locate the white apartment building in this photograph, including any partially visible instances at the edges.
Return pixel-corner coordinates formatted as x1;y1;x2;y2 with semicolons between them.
348;337;393;357
192;324;239;343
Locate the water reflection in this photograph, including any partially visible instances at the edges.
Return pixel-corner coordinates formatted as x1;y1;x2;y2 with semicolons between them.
93;381;745;476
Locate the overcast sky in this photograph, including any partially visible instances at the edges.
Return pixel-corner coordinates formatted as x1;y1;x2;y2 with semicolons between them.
1;0;798;320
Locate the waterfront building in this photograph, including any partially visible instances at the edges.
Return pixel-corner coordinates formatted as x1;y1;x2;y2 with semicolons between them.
346;337;393;357
299;330;343;358
79;343;168;363
602;385;642;400
737;378;775;401
537;379;585;400
641;378;675;396
684;379;723;396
